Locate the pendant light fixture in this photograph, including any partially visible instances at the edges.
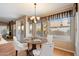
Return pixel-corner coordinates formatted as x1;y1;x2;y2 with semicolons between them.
30;3;40;23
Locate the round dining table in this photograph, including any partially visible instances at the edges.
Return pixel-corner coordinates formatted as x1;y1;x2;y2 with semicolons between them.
24;37;47;56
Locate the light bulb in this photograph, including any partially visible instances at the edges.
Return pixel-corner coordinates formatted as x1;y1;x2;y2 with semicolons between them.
30;16;35;20
34;19;36;23
37;17;40;20
22;25;24;31
18;26;20;30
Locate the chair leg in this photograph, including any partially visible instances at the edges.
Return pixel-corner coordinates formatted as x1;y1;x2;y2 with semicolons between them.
26;50;34;56
16;50;18;56
40;44;41;48
26;50;28;56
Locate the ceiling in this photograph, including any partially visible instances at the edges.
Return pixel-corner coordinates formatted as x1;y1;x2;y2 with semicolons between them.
0;3;73;22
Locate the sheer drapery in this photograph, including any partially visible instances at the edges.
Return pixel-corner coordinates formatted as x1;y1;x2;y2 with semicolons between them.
48;10;73;20
43;3;77;52
40;9;73;37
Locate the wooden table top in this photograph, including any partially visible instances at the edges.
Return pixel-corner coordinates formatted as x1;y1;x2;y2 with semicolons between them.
24;37;47;44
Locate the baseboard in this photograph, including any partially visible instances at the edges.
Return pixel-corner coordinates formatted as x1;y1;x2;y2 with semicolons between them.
54;46;75;54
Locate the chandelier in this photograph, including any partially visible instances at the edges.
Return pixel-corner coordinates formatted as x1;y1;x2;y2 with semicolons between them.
30;3;40;23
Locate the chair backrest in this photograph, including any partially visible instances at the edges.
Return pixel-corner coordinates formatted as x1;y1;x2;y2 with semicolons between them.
13;36;20;45
40;43;53;56
13;36;24;49
47;35;53;43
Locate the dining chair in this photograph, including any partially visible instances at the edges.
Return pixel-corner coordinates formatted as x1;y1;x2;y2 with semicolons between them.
32;48;41;56
13;36;28;56
32;43;54;56
47;35;53;44
32;35;54;56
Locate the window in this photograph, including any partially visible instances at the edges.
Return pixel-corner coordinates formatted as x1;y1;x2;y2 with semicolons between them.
0;25;8;34
36;20;42;37
49;17;71;41
29;23;32;34
0;25;9;39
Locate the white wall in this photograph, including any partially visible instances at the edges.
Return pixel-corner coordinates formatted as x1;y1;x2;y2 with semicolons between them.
75;4;79;56
75;12;79;56
25;16;30;37
16;16;30;42
16;20;21;41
